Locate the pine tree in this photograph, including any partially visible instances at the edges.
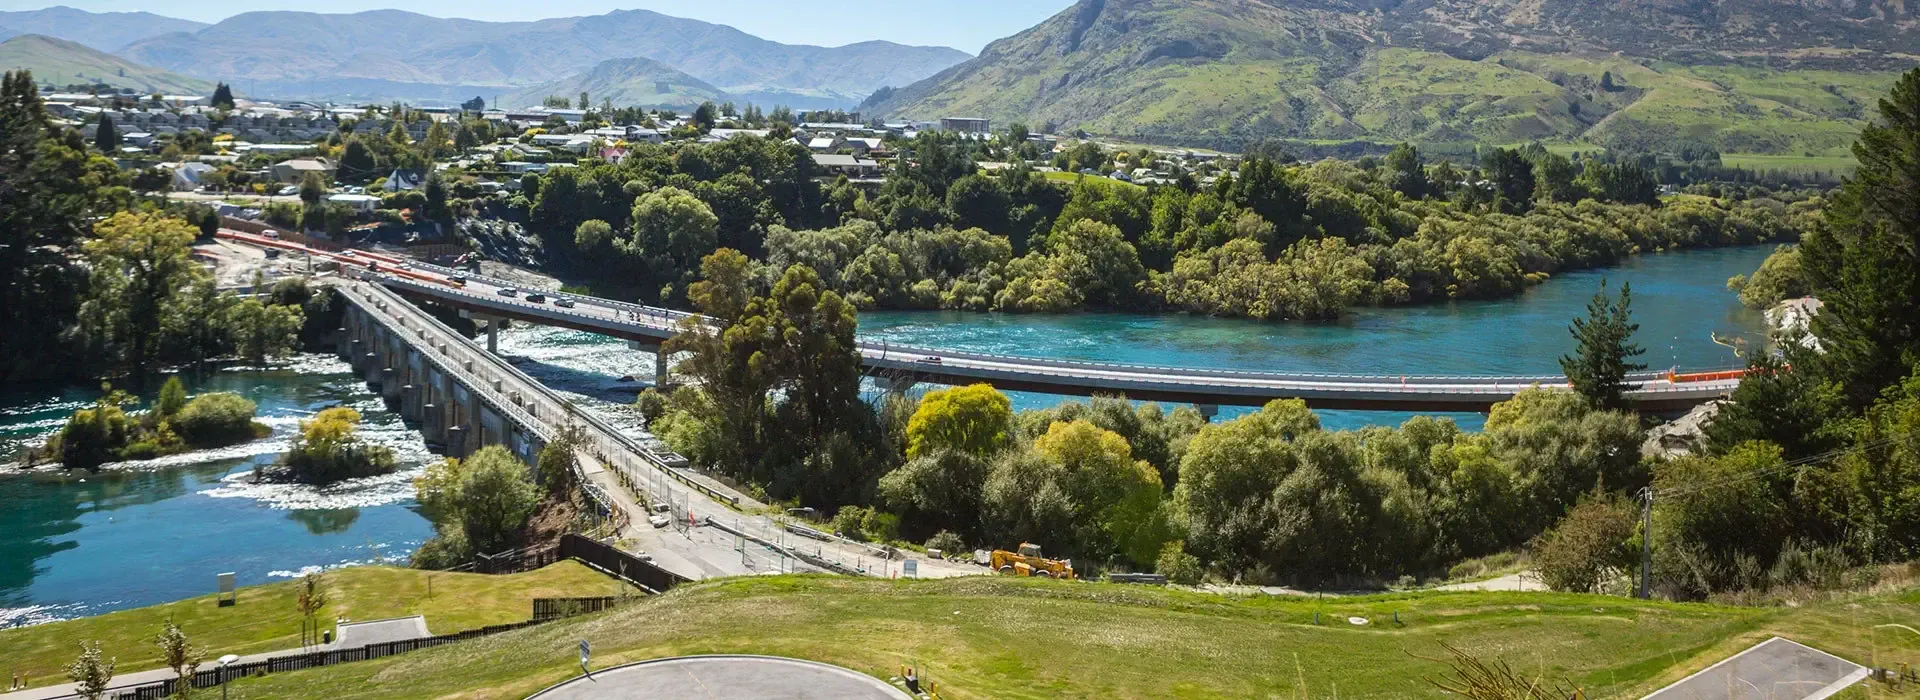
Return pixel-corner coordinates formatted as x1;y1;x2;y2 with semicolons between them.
1560;280;1647;411
93;114;119;151
210;82;235;110
1802;68;1920;408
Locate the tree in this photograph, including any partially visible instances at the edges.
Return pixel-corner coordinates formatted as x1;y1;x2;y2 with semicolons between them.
904;384;1013;460
1600;71;1617;92
210;83;235;110
338;138;377;183
1532;153;1584;203
1;70;102;381
422;119;452;159
295;572;327;648
1155;540;1203;585
1482;148;1536;212
1559;281;1646;411
422;172;450;221
461;96;485;112
1532;498;1636;593
283;407;397;484
153;619;203;697
535;426;582;500
1801;67;1920;408
94;114;119;151
452;446;542;554
155;376;187;418
578;91;591;111
65;641;114;700
78;212;206;382
692;101;718;130
945;174;1012;235
1384;143;1430;200
224;297;303;363
574;219;613;250
298;171;326;205
626;186;719;271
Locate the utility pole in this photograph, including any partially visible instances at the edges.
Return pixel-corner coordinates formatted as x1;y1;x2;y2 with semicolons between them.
1638;487;1654;599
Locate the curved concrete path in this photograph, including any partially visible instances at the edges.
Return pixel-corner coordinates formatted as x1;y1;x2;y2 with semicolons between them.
526;655;911;700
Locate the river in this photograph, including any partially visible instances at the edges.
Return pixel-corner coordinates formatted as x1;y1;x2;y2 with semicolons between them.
0;245;1777;626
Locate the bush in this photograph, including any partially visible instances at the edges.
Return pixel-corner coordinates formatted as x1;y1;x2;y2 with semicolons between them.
1532;499;1637;593
283;407;397;484
634;389;668;427
925;531;966;557
154;377;187;418
831;506;876;542
169;392;258;446
55;395;135;471
1156;540;1204;585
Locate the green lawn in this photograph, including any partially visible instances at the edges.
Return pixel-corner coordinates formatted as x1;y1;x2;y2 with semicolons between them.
1040;171;1144;189
207;575;1920;700
1721;153;1860;175
0;562;634;687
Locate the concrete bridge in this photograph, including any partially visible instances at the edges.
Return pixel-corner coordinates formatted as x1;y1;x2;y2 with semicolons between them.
227;232;1742;413
371;266;1740;413
329;274;978;580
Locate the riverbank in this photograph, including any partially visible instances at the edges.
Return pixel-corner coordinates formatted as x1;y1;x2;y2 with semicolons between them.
0;357;437;626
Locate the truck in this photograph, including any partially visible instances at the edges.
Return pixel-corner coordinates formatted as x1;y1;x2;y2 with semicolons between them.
987;542;1075;580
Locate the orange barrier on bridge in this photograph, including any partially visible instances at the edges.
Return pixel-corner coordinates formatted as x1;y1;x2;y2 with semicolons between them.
215;231;463;289
1668;369;1750;383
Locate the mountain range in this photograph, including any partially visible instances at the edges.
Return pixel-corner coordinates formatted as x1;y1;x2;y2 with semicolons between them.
108;8;968;109
501;58;732;112
0;34;212;94
867;0;1920;156
0;6;205;52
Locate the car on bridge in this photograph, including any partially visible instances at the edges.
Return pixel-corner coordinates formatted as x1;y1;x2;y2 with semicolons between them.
526;293;547;304
553;297;576;308
497;288;518;297
918;355;943;364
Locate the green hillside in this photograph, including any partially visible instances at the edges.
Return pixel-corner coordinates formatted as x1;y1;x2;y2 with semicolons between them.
198;575;1920;699
0;34;213;94
501;57;731;111
868;0;1912;157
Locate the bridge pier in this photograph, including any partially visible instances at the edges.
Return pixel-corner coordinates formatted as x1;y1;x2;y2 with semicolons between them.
1196;404;1219;422
882;374;917;394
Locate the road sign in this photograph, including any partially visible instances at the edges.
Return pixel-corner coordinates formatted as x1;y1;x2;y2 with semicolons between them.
579;639;591;671
903;559;918;578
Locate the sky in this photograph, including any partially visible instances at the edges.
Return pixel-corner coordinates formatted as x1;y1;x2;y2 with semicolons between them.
0;0;1077;53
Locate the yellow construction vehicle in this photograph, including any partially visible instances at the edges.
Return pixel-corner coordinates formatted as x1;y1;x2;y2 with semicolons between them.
988;543;1075;580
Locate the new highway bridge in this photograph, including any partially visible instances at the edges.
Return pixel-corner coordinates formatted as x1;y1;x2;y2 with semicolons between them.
221;231;1745;412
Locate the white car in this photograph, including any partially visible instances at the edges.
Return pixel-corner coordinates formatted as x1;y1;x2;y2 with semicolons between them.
277;186;299;197
648;514;671;529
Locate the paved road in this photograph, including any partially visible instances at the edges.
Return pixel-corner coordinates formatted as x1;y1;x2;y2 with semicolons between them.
1643;637;1868;700
527;656;910;700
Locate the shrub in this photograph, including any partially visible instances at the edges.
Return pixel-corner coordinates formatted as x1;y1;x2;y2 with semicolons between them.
831;506;875;541
283;407;397;484
925;531;966;557
1156;540;1204;585
154;377;187;418
169;393;259;446
1532;499;1637;593
56;397;134;471
634;389;668;427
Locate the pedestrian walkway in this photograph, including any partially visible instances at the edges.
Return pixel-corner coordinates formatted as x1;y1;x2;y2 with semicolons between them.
525;655;909;699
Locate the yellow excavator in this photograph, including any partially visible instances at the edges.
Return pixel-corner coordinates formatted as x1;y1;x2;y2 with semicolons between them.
988;543;1075;580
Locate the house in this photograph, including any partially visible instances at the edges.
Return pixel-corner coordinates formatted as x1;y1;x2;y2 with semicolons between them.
846;137;882;155
123;132;155;147
273;158;335;184
385;169;427;192
708;128;771;141
808;135;845;153
531;133;596;153
501;161;549;175
170;162;216;191
940;117;992;134
811;153;881;178
328;193;382;213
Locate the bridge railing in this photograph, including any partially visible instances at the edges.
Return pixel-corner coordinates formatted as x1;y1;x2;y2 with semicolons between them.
353;274;741;508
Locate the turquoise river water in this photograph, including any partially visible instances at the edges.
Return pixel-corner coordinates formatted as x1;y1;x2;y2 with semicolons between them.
0;245;1777;625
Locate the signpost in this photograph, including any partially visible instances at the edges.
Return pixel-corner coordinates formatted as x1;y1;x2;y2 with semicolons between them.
216;572;236;607
903;559;919;579
579;639;592;678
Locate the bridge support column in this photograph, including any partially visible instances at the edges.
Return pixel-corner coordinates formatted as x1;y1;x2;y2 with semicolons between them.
655;350;669;389
1196;404;1220;422
882;374;917;394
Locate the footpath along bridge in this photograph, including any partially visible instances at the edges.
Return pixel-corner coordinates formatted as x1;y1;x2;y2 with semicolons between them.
222;231;1745;413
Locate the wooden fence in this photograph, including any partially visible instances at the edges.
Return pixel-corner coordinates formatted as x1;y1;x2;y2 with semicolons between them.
531;596;624;622
559;534;692;594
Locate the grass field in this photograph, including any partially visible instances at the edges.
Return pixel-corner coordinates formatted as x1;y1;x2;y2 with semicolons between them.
1722;153;1861;175
1041;170;1144;189
0;562;634;687
203;575;1920;699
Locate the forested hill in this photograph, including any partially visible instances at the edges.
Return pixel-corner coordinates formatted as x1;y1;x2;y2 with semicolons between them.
865;0;1916;155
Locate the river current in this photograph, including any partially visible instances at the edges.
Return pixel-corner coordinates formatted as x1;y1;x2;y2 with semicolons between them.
0;245;1777;625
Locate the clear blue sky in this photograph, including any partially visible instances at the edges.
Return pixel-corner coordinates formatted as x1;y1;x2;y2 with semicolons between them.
3;0;1076;53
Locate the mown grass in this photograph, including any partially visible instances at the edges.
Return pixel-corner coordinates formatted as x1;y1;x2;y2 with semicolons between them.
206;575;1920;699
0;562;633;687
1721;153;1861;175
